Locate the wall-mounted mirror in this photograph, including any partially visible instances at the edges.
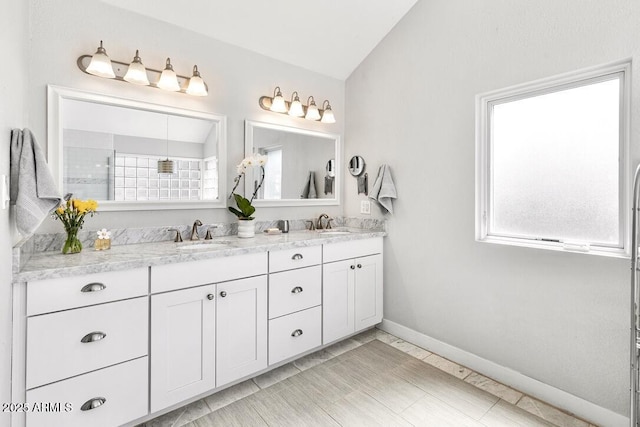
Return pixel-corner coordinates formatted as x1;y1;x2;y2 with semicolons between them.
244;121;340;206
47;85;227;211
348;155;366;176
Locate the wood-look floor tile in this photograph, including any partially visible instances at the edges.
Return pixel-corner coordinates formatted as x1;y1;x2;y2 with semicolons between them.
376;329;400;344
391;358;498;420
464;372;522;405
387;339;432;360
481;399;557;427
423;353;473;379
173;399;212;427
352;328;378;344
516;396;589;427
143;405;184;427
189;399;267;427
204;380;260;412
325;337;362;356
337;356;426;413
249;383;340;427
285;362;357;409
324;390;413;427
252;362;300;389
293;348;335;371
400;392;487;426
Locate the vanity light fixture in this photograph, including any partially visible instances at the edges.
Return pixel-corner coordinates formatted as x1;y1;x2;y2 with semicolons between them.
85;41;116;78
258;88;336;123
288;91;304;117
123;50;149;86
77;41;209;96
320;100;336;124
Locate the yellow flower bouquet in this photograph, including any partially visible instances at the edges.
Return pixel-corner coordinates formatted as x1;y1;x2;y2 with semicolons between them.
53;197;98;254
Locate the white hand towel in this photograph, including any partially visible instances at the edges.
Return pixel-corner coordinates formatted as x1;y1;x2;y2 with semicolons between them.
10;128;62;236
369;164;397;214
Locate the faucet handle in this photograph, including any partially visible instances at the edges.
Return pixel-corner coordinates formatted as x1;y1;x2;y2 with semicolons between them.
305;220;316;231
168;228;183;242
204;225;219;240
326;218;334;229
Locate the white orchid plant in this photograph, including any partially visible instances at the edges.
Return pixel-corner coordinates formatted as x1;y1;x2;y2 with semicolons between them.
228;154;267;220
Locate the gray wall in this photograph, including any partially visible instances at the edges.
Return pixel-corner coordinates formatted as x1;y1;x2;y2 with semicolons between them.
345;0;639;416
1;0;28;424
28;0;344;233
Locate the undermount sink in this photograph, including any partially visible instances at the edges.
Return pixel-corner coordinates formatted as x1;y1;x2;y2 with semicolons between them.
176;241;229;251
316;229;353;235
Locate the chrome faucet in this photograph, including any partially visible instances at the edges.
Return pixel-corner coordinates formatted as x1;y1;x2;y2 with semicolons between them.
191;219;203;240
316;214;330;230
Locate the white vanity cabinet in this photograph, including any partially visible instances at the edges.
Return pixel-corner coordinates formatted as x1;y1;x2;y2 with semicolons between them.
322;238;383;345
267;246;322;365
23;268;149;427
149;253;267;412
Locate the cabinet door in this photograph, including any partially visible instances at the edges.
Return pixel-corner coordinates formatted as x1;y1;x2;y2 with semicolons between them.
354;254;383;331
216;275;267;386
150;284;216;413
322;259;355;344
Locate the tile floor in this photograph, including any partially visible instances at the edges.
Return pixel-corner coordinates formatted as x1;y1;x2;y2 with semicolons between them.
142;328;596;427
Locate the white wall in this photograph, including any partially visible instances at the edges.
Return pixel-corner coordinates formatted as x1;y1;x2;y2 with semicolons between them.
345;0;639;417
1;0;29;424
27;0;344;233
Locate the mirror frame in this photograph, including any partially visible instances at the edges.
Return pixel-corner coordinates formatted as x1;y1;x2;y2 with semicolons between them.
244;120;341;207
47;85;227;211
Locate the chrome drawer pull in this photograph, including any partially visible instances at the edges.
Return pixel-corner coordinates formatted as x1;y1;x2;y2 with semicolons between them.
291;286;304;294
80;332;107;343
291;253;303;260
81;283;106;293
80;397;106;411
291;329;304;337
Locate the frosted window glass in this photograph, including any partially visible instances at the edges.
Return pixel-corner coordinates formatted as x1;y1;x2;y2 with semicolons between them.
490;78;620;245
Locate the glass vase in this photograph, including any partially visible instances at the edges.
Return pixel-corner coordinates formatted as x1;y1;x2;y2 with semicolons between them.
63;227;83;254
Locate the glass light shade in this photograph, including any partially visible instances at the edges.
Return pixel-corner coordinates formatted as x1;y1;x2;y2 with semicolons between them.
321;101;336;123
305;99;321;121
288;92;304;117
157;58;181;92
270;87;288;113
86;41;115;78
186;65;208;96
123;50;149;86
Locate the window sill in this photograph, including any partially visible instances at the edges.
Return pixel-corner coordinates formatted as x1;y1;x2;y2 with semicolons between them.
476;235;628;259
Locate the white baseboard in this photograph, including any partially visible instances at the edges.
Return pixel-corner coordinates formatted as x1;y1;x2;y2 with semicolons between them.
378;319;628;427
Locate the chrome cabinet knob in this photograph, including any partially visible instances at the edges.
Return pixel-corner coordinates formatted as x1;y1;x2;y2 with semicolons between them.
357;264;362;269
207;294;214;300
220;291;227;297
350;265;356;270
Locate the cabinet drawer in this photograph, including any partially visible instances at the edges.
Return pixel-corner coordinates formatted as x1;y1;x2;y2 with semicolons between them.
27;268;148;316
27;297;148;389
269;245;321;273
152;252;267;293
268;306;321;365
323;237;383;263
269;266;321;319
26;357;148;427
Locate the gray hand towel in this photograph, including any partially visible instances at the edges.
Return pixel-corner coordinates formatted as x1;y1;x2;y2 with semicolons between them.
10;128;63;236
324;175;334;195
369;164;397;214
301;171;318;199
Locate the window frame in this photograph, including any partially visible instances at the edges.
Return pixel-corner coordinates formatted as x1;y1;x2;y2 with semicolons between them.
475;60;631;257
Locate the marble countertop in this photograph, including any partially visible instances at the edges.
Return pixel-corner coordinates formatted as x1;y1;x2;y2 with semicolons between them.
15;229;386;283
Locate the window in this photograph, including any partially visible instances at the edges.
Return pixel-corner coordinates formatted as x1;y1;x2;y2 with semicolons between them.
476;61;630;257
